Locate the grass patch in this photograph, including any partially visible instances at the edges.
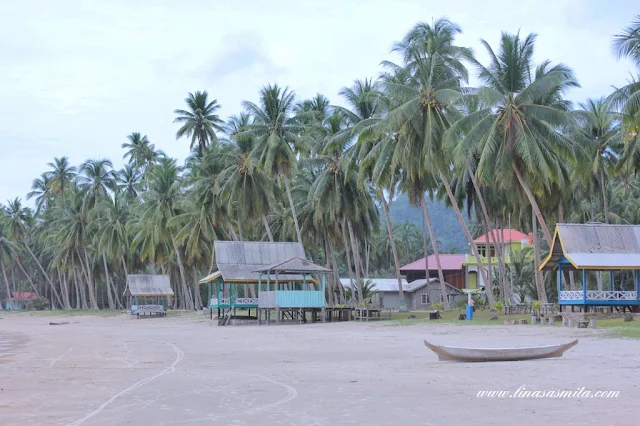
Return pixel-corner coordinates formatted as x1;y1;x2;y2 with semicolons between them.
389;309;640;339
389;309;530;325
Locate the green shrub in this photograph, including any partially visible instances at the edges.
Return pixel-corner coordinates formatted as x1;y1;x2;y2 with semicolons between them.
432;302;445;311
494;301;504;312
30;297;50;311
532;300;542;315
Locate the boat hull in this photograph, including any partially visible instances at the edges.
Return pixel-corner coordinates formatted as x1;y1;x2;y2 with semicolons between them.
424;339;578;362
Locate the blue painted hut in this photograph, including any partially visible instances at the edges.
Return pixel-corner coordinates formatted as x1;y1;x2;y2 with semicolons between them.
541;224;640;312
199;241;331;325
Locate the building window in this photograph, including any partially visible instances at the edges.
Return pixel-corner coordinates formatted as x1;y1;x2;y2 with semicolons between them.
421;293;429;304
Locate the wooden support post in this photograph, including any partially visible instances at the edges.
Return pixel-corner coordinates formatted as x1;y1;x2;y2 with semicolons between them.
558;264;563;300
582;269;587;305
610;270;614;292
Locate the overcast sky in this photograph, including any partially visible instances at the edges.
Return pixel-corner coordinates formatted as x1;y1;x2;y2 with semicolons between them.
0;0;636;206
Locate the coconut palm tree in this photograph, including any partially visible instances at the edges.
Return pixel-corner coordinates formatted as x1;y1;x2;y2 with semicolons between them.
27;173;53;215
611;17;640;169
49;189;99;309
451;32;577;247
380;19;494;307
47;157;77;199
573;98;622;224
116;165;143;199
92;192;131;309
3;198;65;306
132;158;193;309
0;223;20;305
77;159;114;207
174;91;225;157
122;132;163;172
242;84;306;244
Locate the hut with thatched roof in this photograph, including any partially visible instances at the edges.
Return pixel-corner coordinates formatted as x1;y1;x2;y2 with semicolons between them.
123;274;174;317
540;223;640;312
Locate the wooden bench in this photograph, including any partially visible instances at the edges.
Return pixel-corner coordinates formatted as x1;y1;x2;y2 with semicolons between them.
131;305;166;318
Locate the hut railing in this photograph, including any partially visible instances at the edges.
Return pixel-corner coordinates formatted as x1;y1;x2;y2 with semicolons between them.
210;297;259;306
559;290;637;301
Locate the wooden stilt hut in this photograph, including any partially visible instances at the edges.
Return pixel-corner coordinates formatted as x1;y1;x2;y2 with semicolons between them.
198;241;331;325
541;224;640;313
123;275;174;318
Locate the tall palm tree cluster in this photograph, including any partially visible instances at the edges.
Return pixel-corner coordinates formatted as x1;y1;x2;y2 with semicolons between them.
2;17;640;310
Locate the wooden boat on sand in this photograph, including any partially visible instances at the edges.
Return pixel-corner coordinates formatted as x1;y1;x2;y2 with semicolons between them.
424;339;578;362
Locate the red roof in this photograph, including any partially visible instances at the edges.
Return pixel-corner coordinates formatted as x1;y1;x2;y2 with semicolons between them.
400;254;466;271
5;291;38;301
473;229;530;244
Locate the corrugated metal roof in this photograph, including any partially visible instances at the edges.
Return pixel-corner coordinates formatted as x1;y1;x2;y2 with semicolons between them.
124;275;174;296
473;229;530;244
400;254;466;271
255;257;332;274
198;271;222;284
211;241;308;282
541;224;640;270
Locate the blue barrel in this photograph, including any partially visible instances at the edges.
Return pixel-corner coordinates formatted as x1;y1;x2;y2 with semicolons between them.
466;305;473;320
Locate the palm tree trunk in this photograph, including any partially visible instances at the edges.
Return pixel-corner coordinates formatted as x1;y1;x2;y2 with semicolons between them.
121;255;129;281
532;209;548;303
192;265;202;309
379;191;406;310
421;197;450;309
82;250;99;310
227;223;239;241
465;160;509;302
14;258;41;298
323;236;334;307
512;163;552;246
347;220;364;305
262;215;274;242
437;170;495;306
341;220;356;305
102;252;115;310
74;266;88;310
329;239;344;304
23;242;62;306
497;218;512;304
171;233;193;310
600;166;610;224
420;202;432;297
283;175;303;245
1;262;12;307
58;268;72;309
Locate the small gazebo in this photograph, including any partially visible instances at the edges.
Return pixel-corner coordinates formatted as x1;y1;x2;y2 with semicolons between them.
123;275;174;317
541;223;640;312
254;257;331;324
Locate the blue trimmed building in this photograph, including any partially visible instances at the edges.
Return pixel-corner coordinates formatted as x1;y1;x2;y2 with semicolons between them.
540;223;640;312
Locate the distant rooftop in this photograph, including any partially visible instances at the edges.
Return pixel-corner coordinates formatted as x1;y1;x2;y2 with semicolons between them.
400;254;466;271
473;229;531;244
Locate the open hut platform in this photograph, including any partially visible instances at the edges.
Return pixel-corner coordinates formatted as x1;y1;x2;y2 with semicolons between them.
199;241;345;326
123;275;174;318
542;224;640;313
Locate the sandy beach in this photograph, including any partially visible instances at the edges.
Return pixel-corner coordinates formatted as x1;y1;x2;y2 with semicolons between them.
0;313;638;425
